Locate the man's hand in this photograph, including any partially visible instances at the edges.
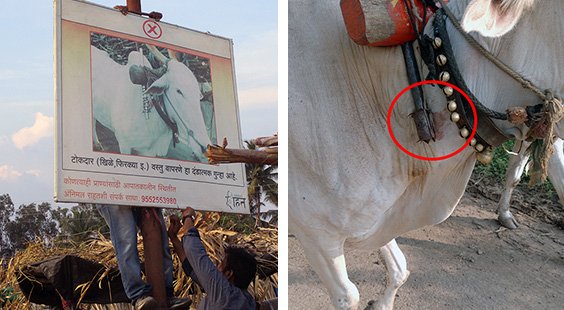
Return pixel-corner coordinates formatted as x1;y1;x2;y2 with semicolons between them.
168;214;182;238
182;207;196;219
167;213;187;263
181;207;196;230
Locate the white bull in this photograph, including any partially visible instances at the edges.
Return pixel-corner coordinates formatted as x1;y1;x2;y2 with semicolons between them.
289;0;564;309
498;139;564;228
91;45;211;162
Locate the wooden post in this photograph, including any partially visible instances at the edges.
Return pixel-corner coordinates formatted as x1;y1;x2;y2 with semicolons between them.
140;208;167;307
127;0;142;14
126;5;166;306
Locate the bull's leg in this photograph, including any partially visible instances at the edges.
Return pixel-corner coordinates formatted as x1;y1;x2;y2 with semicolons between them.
497;140;531;229
373;239;409;310
296;233;359;310
547;139;564;205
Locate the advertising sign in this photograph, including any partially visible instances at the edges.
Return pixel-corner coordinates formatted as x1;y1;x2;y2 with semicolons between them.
54;0;248;213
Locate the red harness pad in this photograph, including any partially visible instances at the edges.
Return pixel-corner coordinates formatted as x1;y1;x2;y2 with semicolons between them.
340;0;441;46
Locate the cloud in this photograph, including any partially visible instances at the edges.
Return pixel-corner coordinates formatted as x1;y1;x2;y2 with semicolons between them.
25;170;41;177
12;112;54;150
236;50;277;84
235;31;277;86
0;165;23;181
238;86;278;110
0;167;42;183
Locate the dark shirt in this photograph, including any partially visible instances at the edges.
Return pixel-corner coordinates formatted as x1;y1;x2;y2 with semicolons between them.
181;228;255;310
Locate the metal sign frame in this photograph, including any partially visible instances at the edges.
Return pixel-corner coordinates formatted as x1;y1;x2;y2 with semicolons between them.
54;0;248;213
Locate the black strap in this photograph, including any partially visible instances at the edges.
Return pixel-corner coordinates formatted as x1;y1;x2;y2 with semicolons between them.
138;59;180;148
422;0;439;10
401;0;438;80
431;9;512;148
433;9;508;121
152;95;180;147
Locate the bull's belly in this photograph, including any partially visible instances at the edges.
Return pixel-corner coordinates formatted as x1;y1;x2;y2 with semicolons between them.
289;147;476;249
115;121;171;156
289;153;403;236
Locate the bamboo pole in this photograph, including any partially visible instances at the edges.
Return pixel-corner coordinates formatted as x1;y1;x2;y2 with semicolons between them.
126;0;141;14
140;209;167;307
125;2;166;306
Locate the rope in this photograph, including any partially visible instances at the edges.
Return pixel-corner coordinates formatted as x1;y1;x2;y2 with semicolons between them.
403;0;437;80
409;0;424;23
529;91;564;184
436;0;547;100
402;0;424;38
435;0;564;184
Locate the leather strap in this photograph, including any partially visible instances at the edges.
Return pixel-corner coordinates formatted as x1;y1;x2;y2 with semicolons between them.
431;10;513;149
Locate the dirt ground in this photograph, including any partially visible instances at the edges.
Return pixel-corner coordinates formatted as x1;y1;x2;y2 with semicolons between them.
288;177;564;310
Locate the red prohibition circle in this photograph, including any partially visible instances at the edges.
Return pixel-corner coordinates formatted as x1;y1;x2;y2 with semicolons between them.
143;20;162;39
387;80;477;161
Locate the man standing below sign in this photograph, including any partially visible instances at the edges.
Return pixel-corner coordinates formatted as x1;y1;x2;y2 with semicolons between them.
167;207;257;309
97;204;191;310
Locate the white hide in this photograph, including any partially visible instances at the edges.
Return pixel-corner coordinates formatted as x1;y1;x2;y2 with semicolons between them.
289;0;564;309
91;46;211;162
497;139;564;229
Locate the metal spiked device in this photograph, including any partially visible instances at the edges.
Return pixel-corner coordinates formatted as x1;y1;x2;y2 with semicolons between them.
401;41;436;143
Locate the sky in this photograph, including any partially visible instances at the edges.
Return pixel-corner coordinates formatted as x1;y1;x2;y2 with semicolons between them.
0;0;278;209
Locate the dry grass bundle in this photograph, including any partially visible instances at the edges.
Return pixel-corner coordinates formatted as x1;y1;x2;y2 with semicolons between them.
1;237;79;309
0;212;277;309
173;212;278;308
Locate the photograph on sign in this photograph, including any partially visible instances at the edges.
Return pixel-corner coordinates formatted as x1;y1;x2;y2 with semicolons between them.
91;32;216;163
54;0;248;213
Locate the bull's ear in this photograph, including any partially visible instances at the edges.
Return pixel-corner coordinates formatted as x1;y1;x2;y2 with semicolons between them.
144;76;168;95
462;0;532;37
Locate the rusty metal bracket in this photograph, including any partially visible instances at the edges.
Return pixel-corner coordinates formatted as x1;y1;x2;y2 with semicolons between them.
114;5;163;21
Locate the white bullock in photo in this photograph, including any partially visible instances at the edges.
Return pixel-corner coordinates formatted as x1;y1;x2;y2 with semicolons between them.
91;45;211;162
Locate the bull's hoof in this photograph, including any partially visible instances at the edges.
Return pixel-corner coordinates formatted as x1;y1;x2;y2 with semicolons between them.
363;300;376;310
498;213;519;229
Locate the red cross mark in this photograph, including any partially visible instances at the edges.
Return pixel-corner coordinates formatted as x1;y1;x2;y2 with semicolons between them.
143;20;162;39
147;24;157;34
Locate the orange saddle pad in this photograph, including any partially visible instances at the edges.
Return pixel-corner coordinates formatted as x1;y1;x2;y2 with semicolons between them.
340;0;444;46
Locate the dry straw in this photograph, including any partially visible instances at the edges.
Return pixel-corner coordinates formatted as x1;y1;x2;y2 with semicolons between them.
0;212;277;309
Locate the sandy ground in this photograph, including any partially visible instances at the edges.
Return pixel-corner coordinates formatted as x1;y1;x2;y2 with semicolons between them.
288;179;564;310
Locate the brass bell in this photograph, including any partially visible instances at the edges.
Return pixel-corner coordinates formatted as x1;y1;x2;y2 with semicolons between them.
443;86;454;97
447;100;457;112
450;112;460;123
436;54;447;66
470;138;477;146
475;143;484;152
433;37;442;49
439;71;450;82
459;127;469;138
476;149;493;164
